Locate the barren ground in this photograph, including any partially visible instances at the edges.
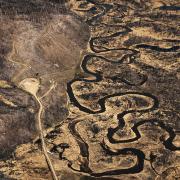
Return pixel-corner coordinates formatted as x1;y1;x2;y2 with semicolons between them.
0;0;180;180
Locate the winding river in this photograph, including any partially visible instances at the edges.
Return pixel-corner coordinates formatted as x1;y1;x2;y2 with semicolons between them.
65;0;179;177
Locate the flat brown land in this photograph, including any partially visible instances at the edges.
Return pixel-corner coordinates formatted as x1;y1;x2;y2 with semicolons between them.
0;0;179;179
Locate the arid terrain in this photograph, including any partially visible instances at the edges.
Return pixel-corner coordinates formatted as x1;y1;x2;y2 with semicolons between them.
0;0;180;179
